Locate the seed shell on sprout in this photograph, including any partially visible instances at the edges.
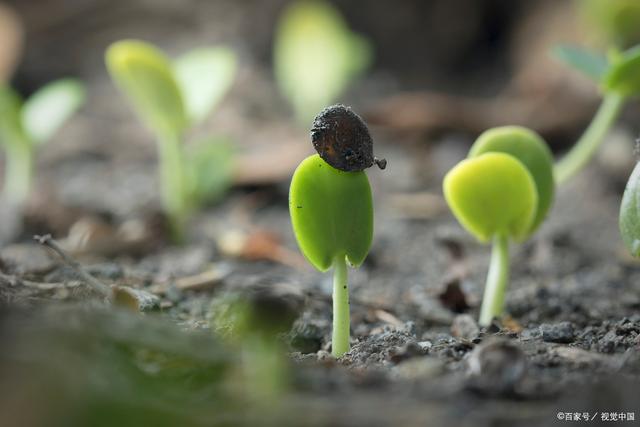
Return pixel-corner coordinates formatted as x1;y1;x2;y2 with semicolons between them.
310;104;386;172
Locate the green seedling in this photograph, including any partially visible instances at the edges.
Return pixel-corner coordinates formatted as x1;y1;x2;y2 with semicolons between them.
553;45;640;184
444;126;554;326
619;161;640;257
106;40;236;240
274;0;372;124
210;287;299;402
290;105;382;357
0;79;85;204
290;154;372;356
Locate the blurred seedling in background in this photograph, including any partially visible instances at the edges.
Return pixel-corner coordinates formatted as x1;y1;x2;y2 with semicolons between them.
619;157;640;258
106;40;236;241
0;79;85;205
553;0;640;183
274;0;372;124
210;285;301;403
290;105;383;357
444;127;554;326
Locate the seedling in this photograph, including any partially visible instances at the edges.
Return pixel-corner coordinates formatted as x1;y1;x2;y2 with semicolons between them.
211;287;298;401
619;161;640;257
553;44;640;183
0;79;85;204
444;126;554;326
274;0;371;124
290;105;382;357
106;40;236;240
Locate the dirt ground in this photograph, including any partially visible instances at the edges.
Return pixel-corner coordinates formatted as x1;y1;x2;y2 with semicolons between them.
1;1;640;426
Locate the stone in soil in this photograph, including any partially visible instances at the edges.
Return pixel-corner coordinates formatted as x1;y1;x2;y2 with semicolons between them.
540;322;575;343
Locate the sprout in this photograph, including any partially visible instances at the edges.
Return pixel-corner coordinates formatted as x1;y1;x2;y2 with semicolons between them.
210;286;300;401
619;162;640;257
289;105;381;357
0;79;85;204
444;126;554;326
553;42;640;183
105;40;237;240
274;0;371;124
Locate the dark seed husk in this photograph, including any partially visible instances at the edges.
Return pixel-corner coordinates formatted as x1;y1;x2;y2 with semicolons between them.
310;104;386;172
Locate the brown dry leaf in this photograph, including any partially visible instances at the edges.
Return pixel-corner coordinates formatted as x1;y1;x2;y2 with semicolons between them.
61;216;155;257
500;315;524;334
218;228;308;270
374;309;404;327
149;265;231;295
233;142;312;186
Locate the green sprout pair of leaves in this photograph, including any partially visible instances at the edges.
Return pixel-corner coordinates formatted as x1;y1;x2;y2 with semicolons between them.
106;40;237;240
553;43;640;184
289;154;373;356
444;126;554;325
274;0;372;124
0;79;85;204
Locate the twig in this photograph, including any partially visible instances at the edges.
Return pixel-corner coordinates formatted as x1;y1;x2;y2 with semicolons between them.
33;234;111;297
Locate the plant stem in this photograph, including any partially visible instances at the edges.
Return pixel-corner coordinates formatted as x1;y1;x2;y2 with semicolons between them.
332;254;350;357
554;93;625;184
479;233;509;326
242;335;287;402
3;140;32;205
156;132;188;242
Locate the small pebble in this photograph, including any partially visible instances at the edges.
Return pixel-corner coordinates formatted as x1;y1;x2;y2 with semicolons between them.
451;314;480;341
466;338;527;396
540;322;575;343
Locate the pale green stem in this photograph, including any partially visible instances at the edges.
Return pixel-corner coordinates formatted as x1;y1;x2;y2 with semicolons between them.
554;93;626;184
3;140;33;205
156;132;188;241
479;233;509;326
332;254;350;357
241;335;287;402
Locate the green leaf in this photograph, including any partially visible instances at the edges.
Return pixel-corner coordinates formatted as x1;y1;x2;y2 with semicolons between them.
468;126;554;235
553;44;608;81
274;0;372;123
443;152;538;243
174;47;237;124
0;85;27;145
620;161;640;257
105;40;188;137
184;138;234;206
603;45;640;97
289;154;373;271
22;78;85;145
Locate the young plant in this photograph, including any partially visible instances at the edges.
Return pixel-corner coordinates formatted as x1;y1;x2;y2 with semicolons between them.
444;126;554;326
619;162;640;257
210;287;299;402
105;40;236;240
274;0;372;124
0;79;85;204
289;105;383;357
553;44;640;183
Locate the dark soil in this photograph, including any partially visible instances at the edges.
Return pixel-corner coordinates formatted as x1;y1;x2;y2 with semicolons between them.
1;1;640;426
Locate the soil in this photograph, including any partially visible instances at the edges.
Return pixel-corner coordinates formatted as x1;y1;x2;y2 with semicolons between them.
1;1;640;426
